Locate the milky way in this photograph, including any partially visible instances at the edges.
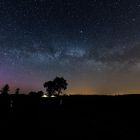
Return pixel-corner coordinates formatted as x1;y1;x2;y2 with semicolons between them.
0;0;140;94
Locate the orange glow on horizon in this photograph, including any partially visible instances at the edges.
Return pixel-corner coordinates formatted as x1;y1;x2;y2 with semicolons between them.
67;86;96;95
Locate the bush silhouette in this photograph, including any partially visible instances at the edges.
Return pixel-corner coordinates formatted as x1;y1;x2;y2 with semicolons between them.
37;91;44;97
15;88;20;94
29;91;43;98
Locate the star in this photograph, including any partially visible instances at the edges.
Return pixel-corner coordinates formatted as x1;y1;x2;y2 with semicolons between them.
131;18;136;22
80;30;84;34
0;0;139;94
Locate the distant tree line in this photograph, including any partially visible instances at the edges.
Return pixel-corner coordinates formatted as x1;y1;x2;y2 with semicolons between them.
0;77;68;97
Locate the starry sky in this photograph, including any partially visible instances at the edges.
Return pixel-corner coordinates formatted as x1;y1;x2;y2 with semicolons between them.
0;0;140;94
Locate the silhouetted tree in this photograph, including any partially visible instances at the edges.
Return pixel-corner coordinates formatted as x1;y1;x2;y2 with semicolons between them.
1;84;10;95
15;88;20;94
53;77;68;96
43;81;55;97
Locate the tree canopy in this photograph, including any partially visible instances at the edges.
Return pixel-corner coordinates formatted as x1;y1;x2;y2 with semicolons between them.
43;77;68;97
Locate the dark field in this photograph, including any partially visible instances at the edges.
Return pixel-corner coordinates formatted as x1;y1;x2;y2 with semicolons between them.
0;94;140;138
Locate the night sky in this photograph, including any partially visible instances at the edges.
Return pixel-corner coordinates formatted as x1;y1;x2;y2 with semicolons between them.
0;0;140;94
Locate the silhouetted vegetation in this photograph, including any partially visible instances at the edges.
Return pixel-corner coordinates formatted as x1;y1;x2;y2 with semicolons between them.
37;91;44;97
0;79;140;138
15;88;20;94
44;81;55;97
44;76;68;97
29;91;43;98
53;77;68;96
0;84;10;95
